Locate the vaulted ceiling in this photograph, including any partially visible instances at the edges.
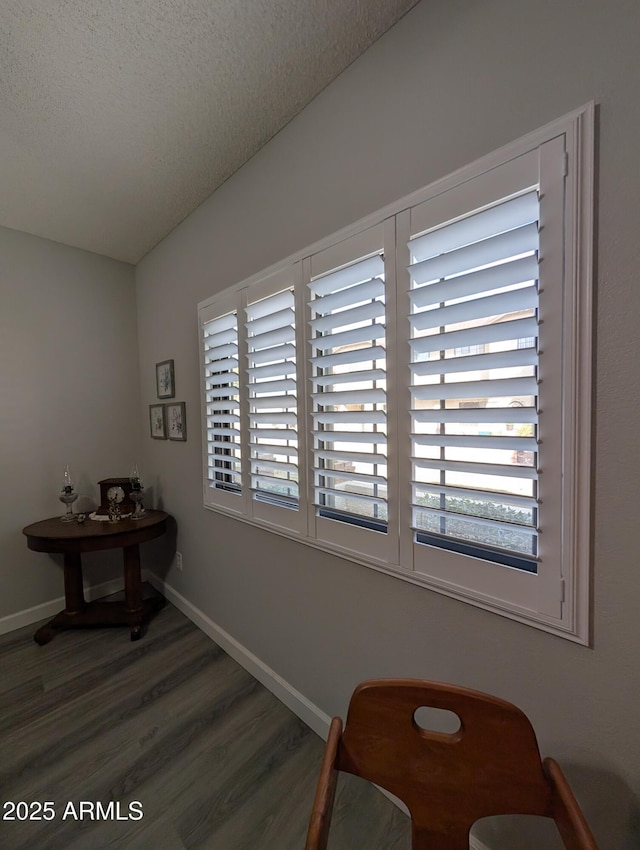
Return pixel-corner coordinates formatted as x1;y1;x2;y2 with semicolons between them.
0;0;419;263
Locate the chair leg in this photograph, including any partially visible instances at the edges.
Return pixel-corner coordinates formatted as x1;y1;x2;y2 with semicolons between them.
544;758;599;850
305;717;343;850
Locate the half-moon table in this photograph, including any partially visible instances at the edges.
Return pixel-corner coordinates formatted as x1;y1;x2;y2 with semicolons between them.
23;510;169;645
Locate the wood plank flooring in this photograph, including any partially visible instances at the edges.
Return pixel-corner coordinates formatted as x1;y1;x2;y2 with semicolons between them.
0;602;410;849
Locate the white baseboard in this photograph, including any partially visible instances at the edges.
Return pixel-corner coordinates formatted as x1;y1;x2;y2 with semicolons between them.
145;573;493;850
144;572;332;740
0;577;127;636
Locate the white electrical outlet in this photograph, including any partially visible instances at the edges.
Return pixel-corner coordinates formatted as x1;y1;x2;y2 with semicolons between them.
175;552;183;572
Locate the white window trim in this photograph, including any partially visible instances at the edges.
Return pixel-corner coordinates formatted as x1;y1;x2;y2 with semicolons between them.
198;103;594;645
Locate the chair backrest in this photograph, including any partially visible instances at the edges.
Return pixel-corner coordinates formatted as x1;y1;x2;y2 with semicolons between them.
335;679;578;850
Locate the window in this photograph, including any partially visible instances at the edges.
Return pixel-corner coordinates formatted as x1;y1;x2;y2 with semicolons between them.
309;253;387;528
199;105;593;642
202;298;242;502
406;189;540;571
246;286;299;510
304;223;400;563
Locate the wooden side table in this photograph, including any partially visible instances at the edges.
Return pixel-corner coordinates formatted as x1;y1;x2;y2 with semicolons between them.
23;510;169;645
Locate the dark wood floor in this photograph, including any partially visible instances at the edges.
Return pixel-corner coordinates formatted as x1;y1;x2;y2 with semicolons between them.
0;602;410;849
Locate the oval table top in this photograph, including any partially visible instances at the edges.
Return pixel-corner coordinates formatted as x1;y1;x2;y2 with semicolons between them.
23;509;169;554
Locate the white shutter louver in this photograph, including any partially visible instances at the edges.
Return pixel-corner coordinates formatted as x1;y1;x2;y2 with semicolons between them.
408;190;540;567
203;311;242;495
246;288;299;508
309;255;388;527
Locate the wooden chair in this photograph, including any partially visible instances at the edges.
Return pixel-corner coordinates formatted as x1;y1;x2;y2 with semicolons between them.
305;679;599;850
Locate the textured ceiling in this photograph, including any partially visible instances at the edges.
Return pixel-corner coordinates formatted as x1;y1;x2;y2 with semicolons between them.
0;0;419;263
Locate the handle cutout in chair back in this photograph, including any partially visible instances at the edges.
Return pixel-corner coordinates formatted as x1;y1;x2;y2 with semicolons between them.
413;706;461;736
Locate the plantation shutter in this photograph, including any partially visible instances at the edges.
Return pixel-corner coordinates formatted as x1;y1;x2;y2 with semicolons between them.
246;288;299;509
309;254;388;527
202;310;242;496
408;189;540;568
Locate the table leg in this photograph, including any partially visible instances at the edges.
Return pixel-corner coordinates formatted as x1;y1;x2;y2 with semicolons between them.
123;543;143;640
34;552;86;644
27;512;168;645
63;551;86;614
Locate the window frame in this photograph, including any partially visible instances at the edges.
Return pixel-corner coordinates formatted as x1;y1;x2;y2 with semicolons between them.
304;221;400;567
198;104;594;644
200;291;246;515
245;266;308;534
396;139;566;628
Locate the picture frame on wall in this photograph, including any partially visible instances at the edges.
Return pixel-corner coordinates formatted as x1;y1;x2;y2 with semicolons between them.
149;404;166;439
156;359;175;399
166;401;187;442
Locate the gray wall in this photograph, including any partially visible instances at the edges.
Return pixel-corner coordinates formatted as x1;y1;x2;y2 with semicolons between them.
0;226;139;620
136;1;640;846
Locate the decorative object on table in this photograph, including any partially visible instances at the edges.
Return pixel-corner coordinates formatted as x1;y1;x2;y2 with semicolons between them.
95;478;135;517
107;484;124;522
156;359;175;399
59;464;78;522
129;463;147;520
166;401;187;441
149;403;166;439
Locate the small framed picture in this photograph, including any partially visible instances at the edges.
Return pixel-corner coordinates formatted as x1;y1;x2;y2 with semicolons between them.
156;359;175;399
166;401;187;442
149;404;166;439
